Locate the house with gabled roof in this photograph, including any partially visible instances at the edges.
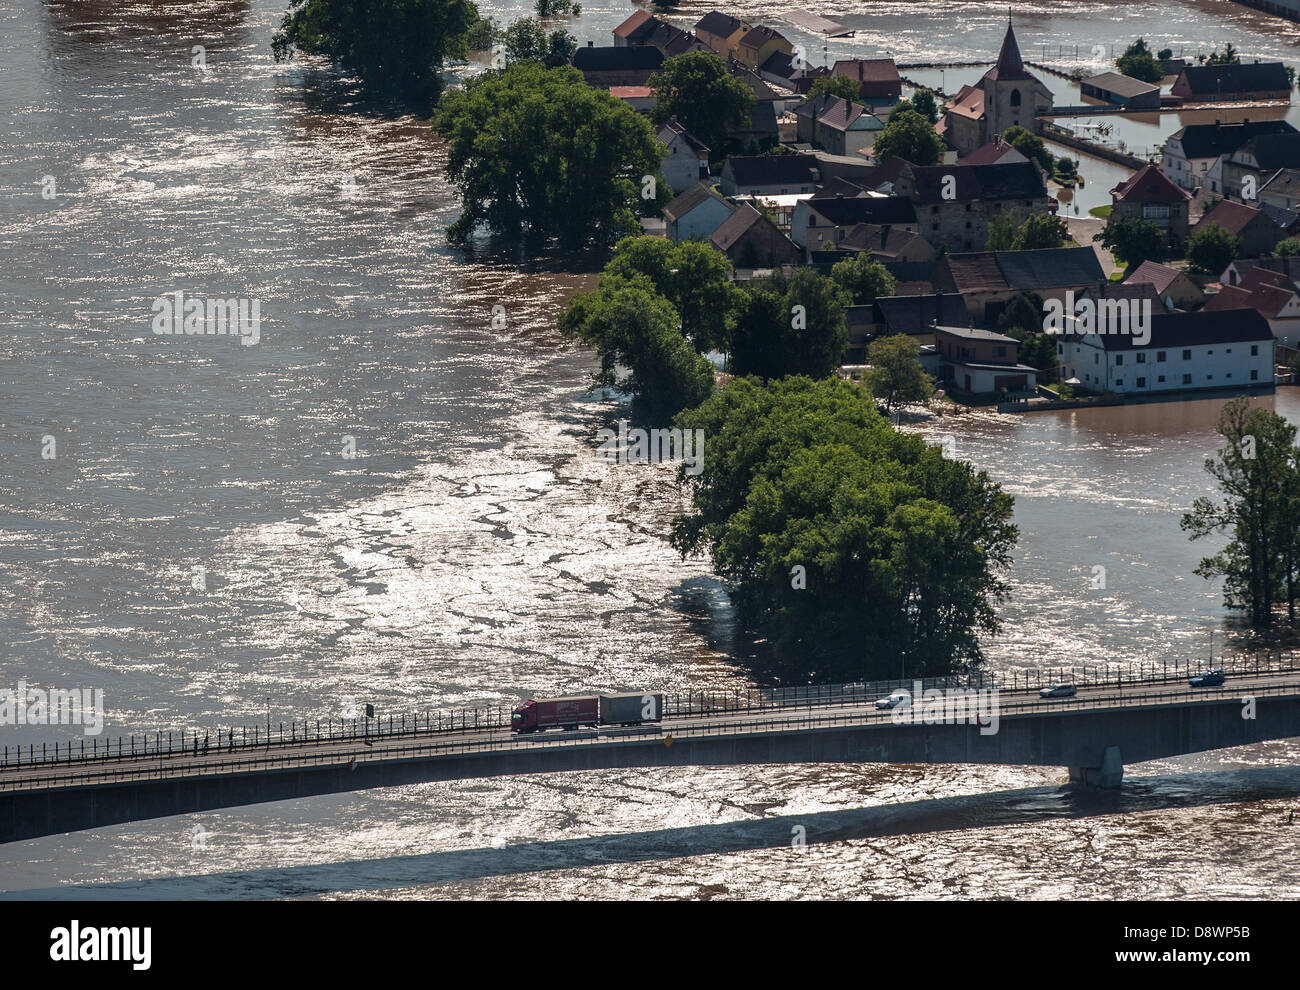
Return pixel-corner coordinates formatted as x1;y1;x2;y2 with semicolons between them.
1122;260;1205;310
1109;163;1193;249
710;202;801;267
734;25;792;70
613;10;659;47
719;153;819;196
1162;119;1298;193
1261;167;1300;211
890;159;1053;252
934;326;1039;395
935;246;1105;322
1196;199;1292;257
791;195;919;251
1171;62;1292;103
794;94;884;157
662;182;736;243
873;293;971;344
572;44;664;86
1222;131;1300;203
829;58;902;109
657;117;709;197
957;138;1029;166
695;12;748;59
837;223;936;263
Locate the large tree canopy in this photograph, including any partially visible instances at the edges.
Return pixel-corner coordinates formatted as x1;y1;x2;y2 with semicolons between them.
729;269;849;380
433;62;666;253
650;51;754;160
273;0;476;109
671;376;1018;679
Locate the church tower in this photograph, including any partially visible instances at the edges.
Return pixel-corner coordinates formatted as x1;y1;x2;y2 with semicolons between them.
981;18;1053;140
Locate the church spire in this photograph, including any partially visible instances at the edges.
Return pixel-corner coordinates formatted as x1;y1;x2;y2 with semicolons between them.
987;16;1030;80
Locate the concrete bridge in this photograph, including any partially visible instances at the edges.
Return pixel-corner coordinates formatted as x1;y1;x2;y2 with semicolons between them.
3;665;1300;844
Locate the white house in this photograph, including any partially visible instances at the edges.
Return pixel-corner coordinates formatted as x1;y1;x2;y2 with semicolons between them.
663;182;735;243
656;117;709;199
1056;309;1275;395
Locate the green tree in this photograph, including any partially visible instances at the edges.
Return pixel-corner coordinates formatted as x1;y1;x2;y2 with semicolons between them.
465;5;497;49
1204;44;1240;65
910;89;940;124
560;276;714;415
866;334;933;412
1094;215;1167;270
996;291;1045;337
986;210;1021;252
1185;223;1241;275
1013;212;1070;250
535;0;579;16
669;376;1018;678
1182;397;1300;628
603;236;735;352
1002;125;1053;171
434;62;664;253
1116;38;1163;83
730;269;849;379
1275;237;1300;256
871;108;944;166
1157;48;1173;61
272;0;475;109
809;74;864;103
830;254;897;305
650;52;754;161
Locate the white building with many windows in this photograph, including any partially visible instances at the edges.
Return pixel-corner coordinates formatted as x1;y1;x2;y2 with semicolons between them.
1056;310;1275;395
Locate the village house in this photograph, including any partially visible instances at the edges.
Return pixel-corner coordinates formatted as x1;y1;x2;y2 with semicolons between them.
1207;258;1300;347
1056;309;1275;395
572;44;663;86
657;117;709;196
835;223;936;264
873;292;971;345
645;20;709;58
829;58;902;110
1122;260;1205;310
734;25;792;71
663;182;735;243
710;202;801;267
957;138;1030;166
794;94;884;157
1196;199;1293;257
791;195;919;251
891;159;1053;252
1108;163;1193;250
1170;62;1292;103
1261;167;1300;210
1161;119;1297;193
694;11;748;59
1221;131;1300;202
938;19;1054;157
610;86;655;115
934;246;1105;322
1080;71;1161;110
720;153;820;196
612;10;659;47
934;326;1039;395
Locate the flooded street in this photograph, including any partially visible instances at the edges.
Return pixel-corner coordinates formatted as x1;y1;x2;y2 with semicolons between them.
1;0;1299;899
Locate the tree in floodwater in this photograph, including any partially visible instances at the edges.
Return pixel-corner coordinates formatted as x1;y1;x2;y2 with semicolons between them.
1181;397;1300;629
671;376;1018;680
272;0;477;109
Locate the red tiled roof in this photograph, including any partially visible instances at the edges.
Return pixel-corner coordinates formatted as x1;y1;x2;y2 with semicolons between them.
1111;164;1190;204
614;10;654;38
1198;199;1267;236
1124;260;1185;294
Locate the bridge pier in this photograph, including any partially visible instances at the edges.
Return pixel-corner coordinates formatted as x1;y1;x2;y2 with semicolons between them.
1068;745;1124;788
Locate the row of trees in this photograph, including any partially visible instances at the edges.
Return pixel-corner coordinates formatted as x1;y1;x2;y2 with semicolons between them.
1095;215;1243;276
1183;398;1300;630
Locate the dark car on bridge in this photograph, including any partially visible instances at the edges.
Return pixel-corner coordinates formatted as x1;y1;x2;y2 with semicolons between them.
1039;683;1077;699
1189;669;1226;687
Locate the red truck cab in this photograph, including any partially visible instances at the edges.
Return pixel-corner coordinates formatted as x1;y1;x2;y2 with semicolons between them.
511;700;539;733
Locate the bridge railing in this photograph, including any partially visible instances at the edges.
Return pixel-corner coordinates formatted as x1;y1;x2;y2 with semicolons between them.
3;679;1299;793
3;649;1298;773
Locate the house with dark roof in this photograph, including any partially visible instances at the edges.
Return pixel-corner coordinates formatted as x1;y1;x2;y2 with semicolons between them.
1222;132;1300;203
710;202;801;267
694;12;747;59
1162;119;1298;193
735;25;792;70
1056;309;1275;395
829;58;902;109
874;293;971;344
794;94;884;157
572;44;664;86
1205;263;1300;347
1123;260;1205;310
1080;71;1161;109
645;20;708;58
1196;199;1292;257
957;138;1029;166
934;326;1039;395
1109;163;1193;249
890;160;1053;252
935;246;1105;322
1171;62;1292;102
663;182;736;243
938;19;1054;156
1261;167;1300;210
613;10;659;47
657;118;709;196
719;153;819;196
791;195;919;252
837;223;936;263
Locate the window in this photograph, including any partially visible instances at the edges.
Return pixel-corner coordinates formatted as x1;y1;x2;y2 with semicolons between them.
1158;375;1166;383
1251;344;1259;356
1137;377;1146;387
1157;351;1166;362
1251;369;1259;380
1115;354;1124;365
1136;353;1146;363
932;223;939;231
1143;204;1170;220
1183;373;1192;384
1226;348;1232;353
1226;373;1232;378
1116;379;1124;386
1207;375;1213;380
1183;349;1192;360
1010;90;1022;107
